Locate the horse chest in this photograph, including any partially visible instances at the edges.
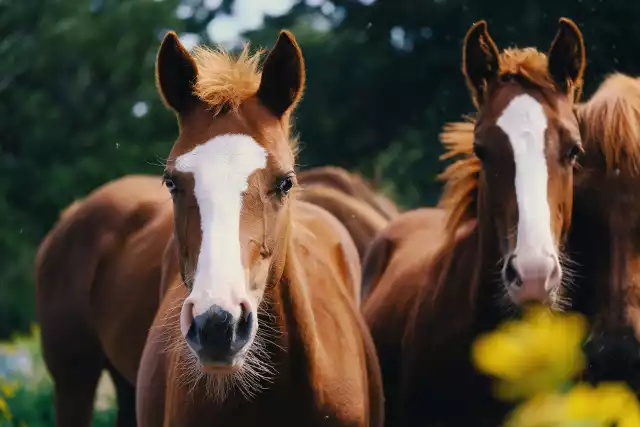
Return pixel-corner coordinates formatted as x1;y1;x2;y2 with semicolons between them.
169;385;366;427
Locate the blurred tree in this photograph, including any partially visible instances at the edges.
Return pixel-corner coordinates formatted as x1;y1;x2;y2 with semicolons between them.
0;0;208;338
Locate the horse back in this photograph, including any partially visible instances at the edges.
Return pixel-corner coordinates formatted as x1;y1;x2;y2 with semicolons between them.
299;185;388;262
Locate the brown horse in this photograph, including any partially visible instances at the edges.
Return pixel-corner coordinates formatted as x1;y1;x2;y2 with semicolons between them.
135;30;383;426
563;73;640;391
362;18;586;426
298;183;389;262
298;165;400;220
34;174;173;427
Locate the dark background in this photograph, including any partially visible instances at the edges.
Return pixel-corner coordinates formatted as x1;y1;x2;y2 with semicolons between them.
1;0;637;338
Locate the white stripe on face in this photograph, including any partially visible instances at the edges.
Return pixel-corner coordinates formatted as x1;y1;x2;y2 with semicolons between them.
175;134;267;321
496;94;557;261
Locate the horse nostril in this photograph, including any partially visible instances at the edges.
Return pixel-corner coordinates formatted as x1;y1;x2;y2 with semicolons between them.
503;254;521;286
234;306;253;352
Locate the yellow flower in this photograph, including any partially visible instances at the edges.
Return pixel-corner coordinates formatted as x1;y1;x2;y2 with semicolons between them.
504;382;640;427
472;305;587;401
1;382;16;398
503;393;567;427
565;382;640;427
0;396;12;421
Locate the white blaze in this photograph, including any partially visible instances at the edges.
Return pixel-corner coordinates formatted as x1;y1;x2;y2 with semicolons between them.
176;134;267;320
496;94;556;259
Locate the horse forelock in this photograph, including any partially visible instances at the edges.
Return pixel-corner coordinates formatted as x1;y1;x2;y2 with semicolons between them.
189;42;299;154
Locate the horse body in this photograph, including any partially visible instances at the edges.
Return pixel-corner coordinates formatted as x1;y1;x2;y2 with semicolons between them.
362;18;586;426
35;174;171;427
136;29;383;426
361;207;447;299
299;184;389;262
298;165;400;220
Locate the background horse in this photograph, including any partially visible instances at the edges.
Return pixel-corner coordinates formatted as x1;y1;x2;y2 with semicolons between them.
135;30;383;426
298;165;400;220
564;73;640;392
362;18;586;426
298;183;389;261
360;207;449;300
34;174;172;427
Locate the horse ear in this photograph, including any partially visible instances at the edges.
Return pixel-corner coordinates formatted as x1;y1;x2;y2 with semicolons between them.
257;30;305;118
156;32;199;115
462;20;501;108
548;18;586;96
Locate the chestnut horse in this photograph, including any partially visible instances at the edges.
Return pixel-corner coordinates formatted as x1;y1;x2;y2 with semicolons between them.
362;18;586;426
135;30;383;426
298;165;400;220
35;174;172;427
562;73;640;392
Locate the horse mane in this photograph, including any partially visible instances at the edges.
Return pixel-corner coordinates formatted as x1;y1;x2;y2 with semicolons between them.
437;47;560;235
577;72;640;176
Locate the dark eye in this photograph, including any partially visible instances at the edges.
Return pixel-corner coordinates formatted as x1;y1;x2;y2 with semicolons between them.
163;176;177;194
277;175;294;195
473;141;486;160
566;142;583;162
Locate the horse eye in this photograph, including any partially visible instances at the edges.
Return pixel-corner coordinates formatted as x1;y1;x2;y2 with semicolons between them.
164;177;177;194
473;141;485;160
566;143;583;161
277;176;294;195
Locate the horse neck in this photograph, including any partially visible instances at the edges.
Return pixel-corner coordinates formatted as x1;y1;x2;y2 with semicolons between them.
260;213;322;401
427;210;506;342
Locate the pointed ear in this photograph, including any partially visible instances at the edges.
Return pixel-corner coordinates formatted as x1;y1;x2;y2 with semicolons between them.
462;20;501;108
257;30;305;118
548;18;586;97
156;32;199;115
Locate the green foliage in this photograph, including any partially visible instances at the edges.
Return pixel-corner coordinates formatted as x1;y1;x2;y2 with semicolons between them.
0;0;187;338
0;380;115;427
0;327;115;426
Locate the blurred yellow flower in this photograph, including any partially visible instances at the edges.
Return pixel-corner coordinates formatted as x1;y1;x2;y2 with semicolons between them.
0;396;11;421
504;382;640;427
1;382;16;398
472;305;588;401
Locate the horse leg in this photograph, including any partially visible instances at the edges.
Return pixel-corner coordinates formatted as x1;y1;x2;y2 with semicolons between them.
51;356;104;427
107;363;137;427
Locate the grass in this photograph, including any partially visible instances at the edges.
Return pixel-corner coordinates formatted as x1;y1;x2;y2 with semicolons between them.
0;325;116;426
